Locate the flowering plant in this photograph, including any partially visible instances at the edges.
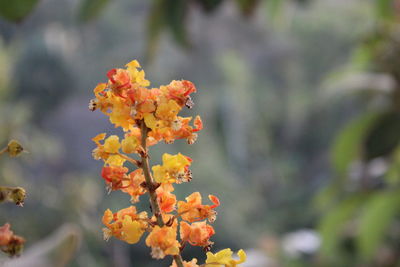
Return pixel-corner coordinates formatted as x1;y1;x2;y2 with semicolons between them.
90;60;246;267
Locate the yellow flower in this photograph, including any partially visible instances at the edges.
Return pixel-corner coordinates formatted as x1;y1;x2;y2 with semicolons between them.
152;165;170;183
156;100;181;121
121;216;145;244
205;249;246;267
121;135;139;154
108;97;134;130
144;113;159;130
126;60;150;87
102;207;148;244
163;153;191;173
152;153;192;183
170;258;199;267
104;135;121;153
105;155;126;166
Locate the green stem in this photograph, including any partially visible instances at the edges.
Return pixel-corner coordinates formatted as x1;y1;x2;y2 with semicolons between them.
139;121;185;267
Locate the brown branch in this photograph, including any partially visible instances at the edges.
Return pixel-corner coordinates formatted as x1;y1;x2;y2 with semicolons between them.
139;120;185;267
115;153;141;167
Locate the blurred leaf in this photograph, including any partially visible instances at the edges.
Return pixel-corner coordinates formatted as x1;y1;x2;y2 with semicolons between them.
0;0;39;22
385;145;400;185
195;0;224;13
364;111;400;160
351;45;373;70
319;194;367;259
324;72;395;97
146;0;189;63
266;0;284;19
357;191;400;261
331;112;382;175
235;0;259;16
78;0;109;22
145;0;166;64
313;181;342;212
375;0;394;20
165;0;189;47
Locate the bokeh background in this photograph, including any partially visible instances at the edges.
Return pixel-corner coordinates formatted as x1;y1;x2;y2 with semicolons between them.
1;0;400;266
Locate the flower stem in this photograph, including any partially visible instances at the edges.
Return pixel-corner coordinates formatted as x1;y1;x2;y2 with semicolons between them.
139;121;185;267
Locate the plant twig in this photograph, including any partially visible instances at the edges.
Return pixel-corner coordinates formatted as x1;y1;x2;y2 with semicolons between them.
139;120;185;267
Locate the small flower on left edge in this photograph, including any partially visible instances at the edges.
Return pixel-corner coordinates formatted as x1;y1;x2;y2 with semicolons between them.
0;223;25;257
1;140;26;157
0;186;26;206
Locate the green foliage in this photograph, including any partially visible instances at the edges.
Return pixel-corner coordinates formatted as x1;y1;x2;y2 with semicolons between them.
364;112;400;160
165;0;189;47
78;0;110;22
145;0;189;62
0;0;39;22
265;0;285;19
357;191;400;261
331;112;381;175
195;0;224;12
318;194;366;261
234;0;259;16
385;146;400;185
375;0;395;20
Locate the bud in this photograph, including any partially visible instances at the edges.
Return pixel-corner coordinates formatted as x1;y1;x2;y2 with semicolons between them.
185;96;194;109
187;133;198;145
0;187;26;206
1;235;25;257
88;99;98;111
6;140;24;157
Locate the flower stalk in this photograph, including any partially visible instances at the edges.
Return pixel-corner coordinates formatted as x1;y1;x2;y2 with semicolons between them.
139;121;185;267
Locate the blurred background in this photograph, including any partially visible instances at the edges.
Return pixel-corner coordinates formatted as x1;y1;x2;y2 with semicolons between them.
0;0;400;266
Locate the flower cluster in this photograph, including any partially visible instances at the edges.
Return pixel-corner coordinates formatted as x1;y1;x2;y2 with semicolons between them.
90;60;246;267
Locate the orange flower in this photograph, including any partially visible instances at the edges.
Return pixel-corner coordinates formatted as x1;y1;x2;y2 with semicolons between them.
121;169;146;203
0;224;13;246
180;221;215;247
101;166;129;191
145;225;180;259
162;80;197;106
102;206;148;244
178;192;220;223
107;68;131;97
156;184;177;213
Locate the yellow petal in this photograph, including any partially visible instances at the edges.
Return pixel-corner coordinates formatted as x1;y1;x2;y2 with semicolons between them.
121;217;144;244
121;136;139;154
235;249;246;265
144;113;158;130
125;60;140;69
104;135;121;153
92;133;106;143
106;155;126;166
